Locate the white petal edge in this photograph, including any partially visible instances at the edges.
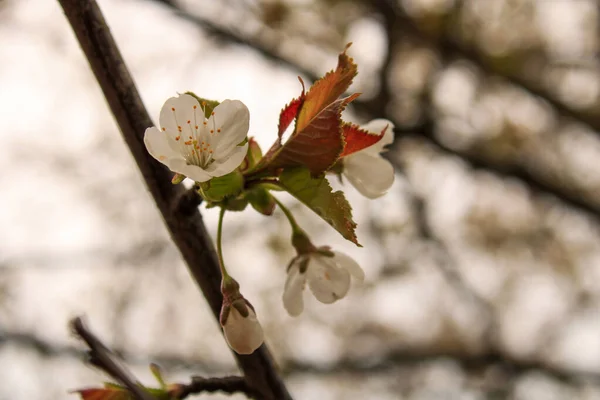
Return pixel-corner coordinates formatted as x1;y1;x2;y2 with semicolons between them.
207;143;249;177
169;159;213;182
158;94;202;135
333;251;365;281
307;255;351;304
212;100;250;155
343;152;395;199
144;127;182;165
283;264;306;317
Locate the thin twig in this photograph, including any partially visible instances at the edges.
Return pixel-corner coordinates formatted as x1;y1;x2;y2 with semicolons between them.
57;1;291;398
5;328;600;386
372;0;600;134
173;376;256;399
71;317;157;400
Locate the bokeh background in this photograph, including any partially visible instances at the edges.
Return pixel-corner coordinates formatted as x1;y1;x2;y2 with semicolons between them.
2;0;600;398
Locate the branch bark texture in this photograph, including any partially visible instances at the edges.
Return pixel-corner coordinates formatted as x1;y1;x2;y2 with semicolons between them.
57;1;291;399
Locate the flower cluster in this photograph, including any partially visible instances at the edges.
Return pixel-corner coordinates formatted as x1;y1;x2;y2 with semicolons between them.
144;44;395;354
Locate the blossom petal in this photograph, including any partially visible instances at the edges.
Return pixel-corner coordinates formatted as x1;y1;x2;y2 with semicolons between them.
168;159;212;182
159;94;202;135
144;126;182;165
343;152;395;199
223;307;264;355
333;251;364;281
212;100;250;155
283;263;306;316
207;143;248;177
360;119;395;153
307;255;351;304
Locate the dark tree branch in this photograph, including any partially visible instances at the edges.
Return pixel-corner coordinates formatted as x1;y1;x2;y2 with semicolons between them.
6;328;600;387
150;0;319;81
174;376;255;399
71;317;157;400
57;1;291;399
285;347;600;386
0;329;230;372
371;0;600;134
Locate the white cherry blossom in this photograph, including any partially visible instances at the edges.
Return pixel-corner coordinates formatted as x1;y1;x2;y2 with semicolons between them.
343;119;395;199
283;251;364;316
222;305;264;355
144;94;249;182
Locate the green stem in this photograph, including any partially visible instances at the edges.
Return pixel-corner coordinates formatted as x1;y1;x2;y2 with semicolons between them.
272;196;302;233
273;196;315;254
216;206;231;280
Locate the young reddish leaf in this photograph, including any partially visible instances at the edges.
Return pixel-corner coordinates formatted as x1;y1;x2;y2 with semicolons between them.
257;44;359;176
278;78;305;138
339;122;388;157
279;167;361;246
296;43;357;133
74;386;134;400
74;384;171;400
265;94;359;175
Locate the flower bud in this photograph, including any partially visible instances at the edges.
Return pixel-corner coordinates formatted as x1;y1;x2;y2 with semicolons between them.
220;277;264;354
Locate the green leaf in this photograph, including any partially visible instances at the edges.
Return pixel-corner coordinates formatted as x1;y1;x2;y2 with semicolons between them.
279;167;360;246
199;170;244;202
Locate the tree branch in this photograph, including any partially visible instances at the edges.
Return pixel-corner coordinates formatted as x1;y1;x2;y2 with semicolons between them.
371;0;600;134
57;1;291;399
285;347;600;386
6;327;599;387
71;317;157;400
6;327;600;388
173;376;255;399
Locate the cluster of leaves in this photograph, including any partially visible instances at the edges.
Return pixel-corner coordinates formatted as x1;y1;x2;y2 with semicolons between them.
202;43;385;246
